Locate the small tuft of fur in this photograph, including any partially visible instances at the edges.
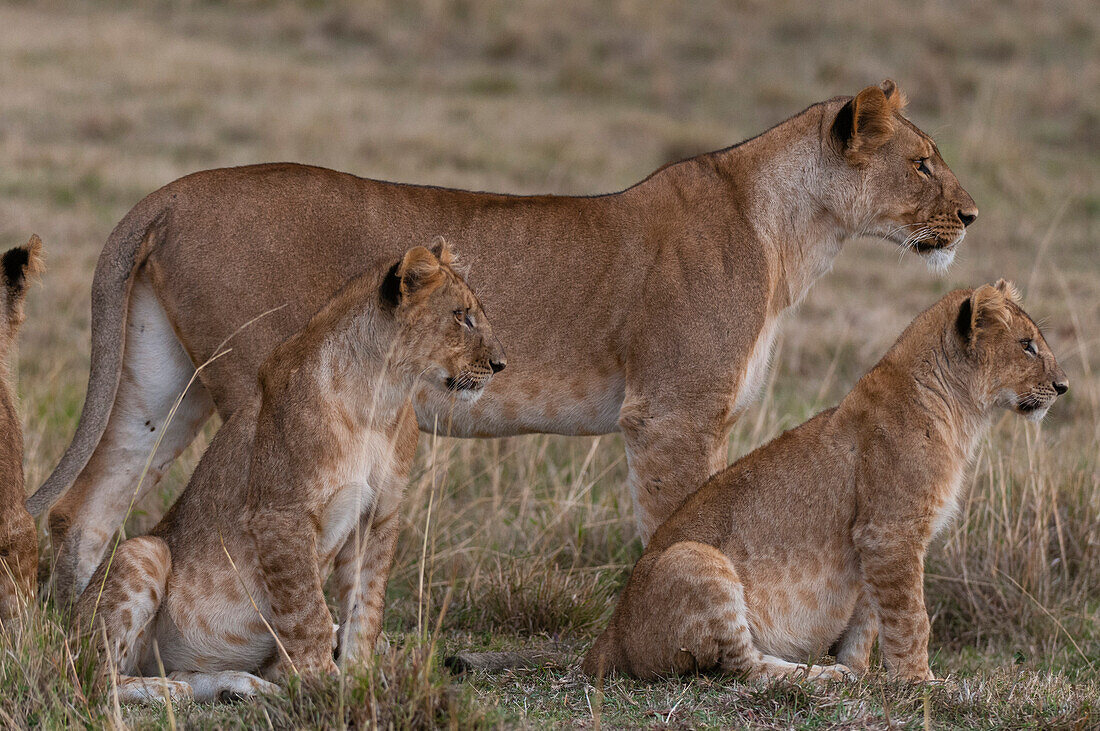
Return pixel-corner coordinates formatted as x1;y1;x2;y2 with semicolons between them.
878;79;909;113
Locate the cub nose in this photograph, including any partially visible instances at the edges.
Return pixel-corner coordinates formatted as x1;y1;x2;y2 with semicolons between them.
957;208;978;227
1053;380;1068;396
490;359;507;374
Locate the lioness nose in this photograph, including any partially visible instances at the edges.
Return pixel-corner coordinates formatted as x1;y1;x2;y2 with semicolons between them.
490;359;507;374
957;208;978;227
1053;380;1068;396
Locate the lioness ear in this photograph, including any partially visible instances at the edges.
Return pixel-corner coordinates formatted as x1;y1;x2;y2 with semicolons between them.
428;235;456;266
1;234;45;329
832;83;900;163
878;79;908;112
397;245;443;298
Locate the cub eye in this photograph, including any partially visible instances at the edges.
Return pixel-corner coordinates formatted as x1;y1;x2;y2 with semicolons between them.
454;309;474;329
915;158;932;177
1021;339;1037;356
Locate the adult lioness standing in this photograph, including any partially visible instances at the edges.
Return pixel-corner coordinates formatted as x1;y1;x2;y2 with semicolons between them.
35;80;978;605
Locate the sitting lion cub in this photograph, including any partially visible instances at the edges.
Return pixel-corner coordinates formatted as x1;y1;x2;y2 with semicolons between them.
584;281;1066;683
76;237;505;703
0;236;44;619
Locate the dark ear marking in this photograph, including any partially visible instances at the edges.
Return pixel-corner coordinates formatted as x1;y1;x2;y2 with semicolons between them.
831;98;856;149
379;260;402;310
956;296;972;343
1;247;30;293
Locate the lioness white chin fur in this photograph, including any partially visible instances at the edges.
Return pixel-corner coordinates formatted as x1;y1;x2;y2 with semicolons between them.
33;80;979;607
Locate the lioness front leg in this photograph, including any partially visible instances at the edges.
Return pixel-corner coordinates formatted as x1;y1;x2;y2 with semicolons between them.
855;526;933;681
252;514;337;680
331;508;400;665
619;395;730;543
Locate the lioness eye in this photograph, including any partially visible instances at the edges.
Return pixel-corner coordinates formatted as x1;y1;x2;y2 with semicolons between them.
454;309;473;328
1021;339;1037;356
915;158;932;176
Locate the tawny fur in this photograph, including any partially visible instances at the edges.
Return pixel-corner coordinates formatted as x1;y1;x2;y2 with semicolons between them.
36;80;979;605
73;240;505;703
584;282;1067;683
0;235;44;621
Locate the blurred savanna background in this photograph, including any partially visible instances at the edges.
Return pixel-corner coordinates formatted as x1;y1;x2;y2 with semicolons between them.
1;0;1097;727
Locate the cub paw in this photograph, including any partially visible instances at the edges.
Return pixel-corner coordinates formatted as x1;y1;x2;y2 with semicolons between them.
215;672;280;702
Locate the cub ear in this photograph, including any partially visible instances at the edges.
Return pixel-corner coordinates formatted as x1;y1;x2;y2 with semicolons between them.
428;235;456;266
832;82;902;163
397;245;443;298
957;283;1010;345
994;278;1021;304
1;234;45;327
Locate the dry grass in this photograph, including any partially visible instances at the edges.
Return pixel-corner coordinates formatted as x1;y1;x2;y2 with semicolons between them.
0;0;1097;727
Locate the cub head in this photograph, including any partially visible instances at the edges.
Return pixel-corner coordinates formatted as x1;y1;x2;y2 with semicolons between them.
829;80;978;271
0;234;44;363
955;279;1067;422
383;237;505;399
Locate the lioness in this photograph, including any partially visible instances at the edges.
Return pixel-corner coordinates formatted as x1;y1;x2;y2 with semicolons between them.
0;236;44;620
36;80;979;606
75;239;504;703
583;282;1066;682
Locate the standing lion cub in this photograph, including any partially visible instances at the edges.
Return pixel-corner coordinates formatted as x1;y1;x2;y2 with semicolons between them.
75;237;505;703
584;281;1066;682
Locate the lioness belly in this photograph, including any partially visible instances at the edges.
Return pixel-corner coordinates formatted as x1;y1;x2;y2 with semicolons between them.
414;374;626;438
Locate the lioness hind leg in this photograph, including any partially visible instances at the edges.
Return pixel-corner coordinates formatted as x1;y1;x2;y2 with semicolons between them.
168;670;279;702
49;277;214;609
75;536;171;695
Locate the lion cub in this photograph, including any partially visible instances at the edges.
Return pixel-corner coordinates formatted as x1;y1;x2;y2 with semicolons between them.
0;236;44;620
75;237;505;703
584;281;1066;682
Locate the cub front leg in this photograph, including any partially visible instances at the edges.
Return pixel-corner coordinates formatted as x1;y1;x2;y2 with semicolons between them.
619;394;731;543
854;526;933;681
331;508;400;665
252;513;337;680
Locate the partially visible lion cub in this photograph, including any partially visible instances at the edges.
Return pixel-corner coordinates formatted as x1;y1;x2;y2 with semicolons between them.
0;235;44;620
75;237;505;703
584;281;1067;683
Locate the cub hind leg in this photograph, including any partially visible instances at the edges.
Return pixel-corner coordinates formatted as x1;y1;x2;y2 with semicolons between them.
585;541;850;682
75;535;192;704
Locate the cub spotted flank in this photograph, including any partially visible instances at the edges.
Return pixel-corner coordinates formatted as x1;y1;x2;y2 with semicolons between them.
584;281;1066;683
74;237;505;703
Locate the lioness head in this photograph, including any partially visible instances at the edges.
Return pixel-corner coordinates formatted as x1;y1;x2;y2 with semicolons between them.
956;279;1067;421
829;80;978;271
384;237;505;399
